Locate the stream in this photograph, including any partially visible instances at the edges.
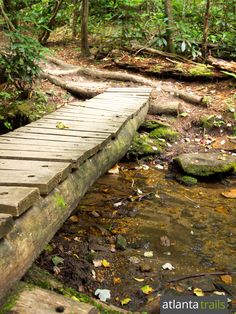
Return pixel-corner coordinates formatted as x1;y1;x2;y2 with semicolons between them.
38;160;236;311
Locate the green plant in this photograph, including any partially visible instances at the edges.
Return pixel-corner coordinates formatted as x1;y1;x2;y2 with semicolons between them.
0;31;45;97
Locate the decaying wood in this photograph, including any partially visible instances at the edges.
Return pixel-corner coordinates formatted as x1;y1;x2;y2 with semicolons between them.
41;73;104;98
11;286;99;314
207;56;236;74
0;213;13;239
44;56;209;109
149;99;183;115
162;87;208;106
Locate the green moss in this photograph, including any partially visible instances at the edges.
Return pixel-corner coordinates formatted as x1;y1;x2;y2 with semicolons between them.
149;127;179;142
188;64;214;77
54;193;67;209
177;175;198;186
151;65;163;73
127;133;164;159
141;120;170;131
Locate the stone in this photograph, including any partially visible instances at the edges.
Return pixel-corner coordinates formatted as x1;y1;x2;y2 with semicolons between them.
174;152;236;177
177;175;198;186
116;234;127;250
139;263;152;272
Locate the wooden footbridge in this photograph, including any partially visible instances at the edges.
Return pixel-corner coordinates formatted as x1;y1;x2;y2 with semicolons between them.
0;87;151;303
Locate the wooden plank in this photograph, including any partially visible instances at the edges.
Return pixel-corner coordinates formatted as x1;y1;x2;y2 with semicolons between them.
0;169;63;195
11;287;99;314
0;137;101;149
15;127;110;139
25;122;119;134
0;150;86;167
0;159;72;181
2;132;107;144
44;113;126;122
0;187;40;217
0;213;13;239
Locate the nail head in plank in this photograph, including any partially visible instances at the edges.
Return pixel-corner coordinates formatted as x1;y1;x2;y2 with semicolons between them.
11;287;99;314
0;169;63;195
0;159;72;181
0;187;40;217
0;213;14;239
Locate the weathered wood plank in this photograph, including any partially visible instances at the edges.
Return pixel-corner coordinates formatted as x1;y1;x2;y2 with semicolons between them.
0;159;72;181
11;287;99;314
2;132;108;145
0;169;63;195
0;137;100;149
0;213;13;239
0;187;40;217
15;127;110;139
0;143;90;153
24;123;119;134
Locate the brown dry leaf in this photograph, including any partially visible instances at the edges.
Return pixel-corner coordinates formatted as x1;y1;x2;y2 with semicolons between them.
215;206;229;215
220;275;233;285
222;189;236;199
160;235;171;247
113;277;121;285
69;215;79;222
108;164;119;174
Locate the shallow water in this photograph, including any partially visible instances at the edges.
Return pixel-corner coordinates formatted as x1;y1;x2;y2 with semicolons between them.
39;161;236;310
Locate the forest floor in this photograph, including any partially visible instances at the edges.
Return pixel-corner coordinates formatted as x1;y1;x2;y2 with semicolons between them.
30;40;236;313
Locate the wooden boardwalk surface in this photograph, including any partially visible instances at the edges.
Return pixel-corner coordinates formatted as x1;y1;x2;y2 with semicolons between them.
0;87;151;301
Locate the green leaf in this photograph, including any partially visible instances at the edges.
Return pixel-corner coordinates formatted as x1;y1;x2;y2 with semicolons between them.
141;285;154;295
52;255;64;266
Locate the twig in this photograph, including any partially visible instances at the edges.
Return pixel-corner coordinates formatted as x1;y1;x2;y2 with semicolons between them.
167;271;236;283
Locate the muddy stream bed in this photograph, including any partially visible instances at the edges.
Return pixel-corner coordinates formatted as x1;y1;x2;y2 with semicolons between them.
37;161;236;311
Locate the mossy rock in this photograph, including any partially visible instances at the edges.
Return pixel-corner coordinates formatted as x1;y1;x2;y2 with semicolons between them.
174;152;236;177
177;175;198;186
127;133;164;159
149;127;179;143
141;119;170;131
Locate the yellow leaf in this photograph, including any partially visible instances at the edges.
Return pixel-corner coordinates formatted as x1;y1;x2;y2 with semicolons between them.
121;298;131;305
102;259;110;268
222;189;236;199
69;215;79;222
193;288;204;296
141;285;154;295
108;164;119;174
113;277;121;285
220;275;232;285
56;122;69;129
133;277;144;282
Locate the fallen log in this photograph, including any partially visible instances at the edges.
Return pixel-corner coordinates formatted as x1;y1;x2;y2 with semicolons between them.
44;56;209;108
162;87;209;106
207;56;236;75
149;99;183;115
41;73;105;99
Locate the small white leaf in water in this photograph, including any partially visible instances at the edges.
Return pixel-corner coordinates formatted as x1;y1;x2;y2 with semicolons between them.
162;263;175;270
190;230;194;235
92;269;96;279
137;189;143;195
144;251;153;258
93;260;102;267
152;146;158;151
95;289;111;302
114;201;123;207
142;164;150;170
213;291;225;296
156;164;164;170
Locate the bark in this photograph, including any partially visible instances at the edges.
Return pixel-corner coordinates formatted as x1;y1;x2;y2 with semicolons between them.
162;87;208;106
38;0;64;45
41;72;105;98
81;0;90;57
72;0;81;39
164;0;175;53
149;100;184;115
202;0;211;60
207;56;236;74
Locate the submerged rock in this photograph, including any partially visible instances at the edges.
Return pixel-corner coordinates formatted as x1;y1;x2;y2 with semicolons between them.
174;152;236;176
177;175;198;186
116;234;127;250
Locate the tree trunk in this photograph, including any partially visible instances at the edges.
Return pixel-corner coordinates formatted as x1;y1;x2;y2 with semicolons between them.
81;0;90;57
72;0;81;40
202;0;211;60
38;0;64;45
164;0;175;53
